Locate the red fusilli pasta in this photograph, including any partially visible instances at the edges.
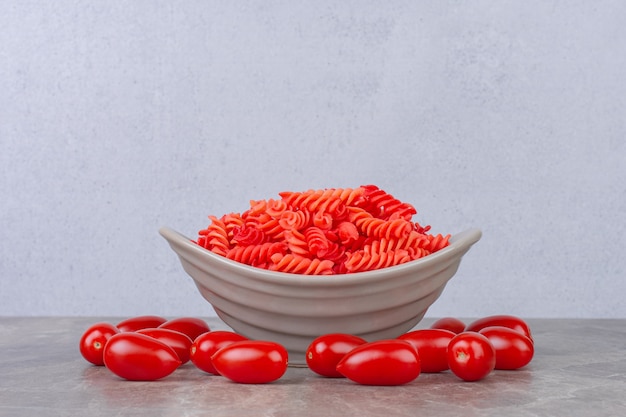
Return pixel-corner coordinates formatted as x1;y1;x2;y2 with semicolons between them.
269;253;335;275
225;242;286;268
195;185;451;274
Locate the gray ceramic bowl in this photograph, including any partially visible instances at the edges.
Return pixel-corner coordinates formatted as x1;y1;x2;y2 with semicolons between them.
159;226;482;366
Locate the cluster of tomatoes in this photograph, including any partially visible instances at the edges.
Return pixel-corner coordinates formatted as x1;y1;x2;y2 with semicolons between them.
307;315;534;385
79;314;533;385
79;315;288;382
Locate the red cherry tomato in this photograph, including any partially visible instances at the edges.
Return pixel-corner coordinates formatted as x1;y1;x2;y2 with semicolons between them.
79;322;119;366
447;332;496;382
190;331;249;374
430;317;466;334
398;329;456;373
211;340;288;384
335;340;420;386
479;326;534;370
305;333;367;378
136;328;193;364
158;317;210;341
103;332;181;380
116;315;167;332
465;315;533;342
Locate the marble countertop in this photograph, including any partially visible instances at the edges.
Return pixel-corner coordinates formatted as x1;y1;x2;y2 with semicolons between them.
1;317;624;416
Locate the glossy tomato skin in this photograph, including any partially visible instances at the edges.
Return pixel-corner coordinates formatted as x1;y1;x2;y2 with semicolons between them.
158;317;210;341
136;328;193;364
190;331;248;374
103;332;181;380
466;315;533;343
430;317;466;334
211;340;288;384
79;322;119;365
116;315;168;332
335;339;420;386
479;326;534;370
447;332;496;382
398;329;456;373
306;333;367;377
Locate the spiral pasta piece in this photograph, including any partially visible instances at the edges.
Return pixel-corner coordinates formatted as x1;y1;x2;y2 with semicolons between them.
221;213;245;238
197;215;231;255
421;233;451;253
226;242;286;268
265;199;288;218
301;196;345;219
344;249;412;273
279;187;365;207
279;210;312;231
246;212;284;240
370;230;429;254
409;246;431;260
351;212;413;240
362;184;417;221
283;230;310;257
269;253;334;275
304;227;330;258
232;225;267;246
312;210;334;230
336;221;359;245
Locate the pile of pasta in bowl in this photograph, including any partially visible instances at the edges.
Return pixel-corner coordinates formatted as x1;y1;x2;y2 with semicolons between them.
195;185;451;275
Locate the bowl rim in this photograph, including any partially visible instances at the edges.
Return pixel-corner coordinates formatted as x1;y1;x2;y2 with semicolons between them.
159;226;482;286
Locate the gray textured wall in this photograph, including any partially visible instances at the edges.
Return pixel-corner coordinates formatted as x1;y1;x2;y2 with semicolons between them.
2;1;624;318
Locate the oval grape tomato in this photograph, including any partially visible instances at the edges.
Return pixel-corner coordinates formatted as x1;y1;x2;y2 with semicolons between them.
335;340;420;386
103;332;181;381
211;340;288;384
479;326;534;370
